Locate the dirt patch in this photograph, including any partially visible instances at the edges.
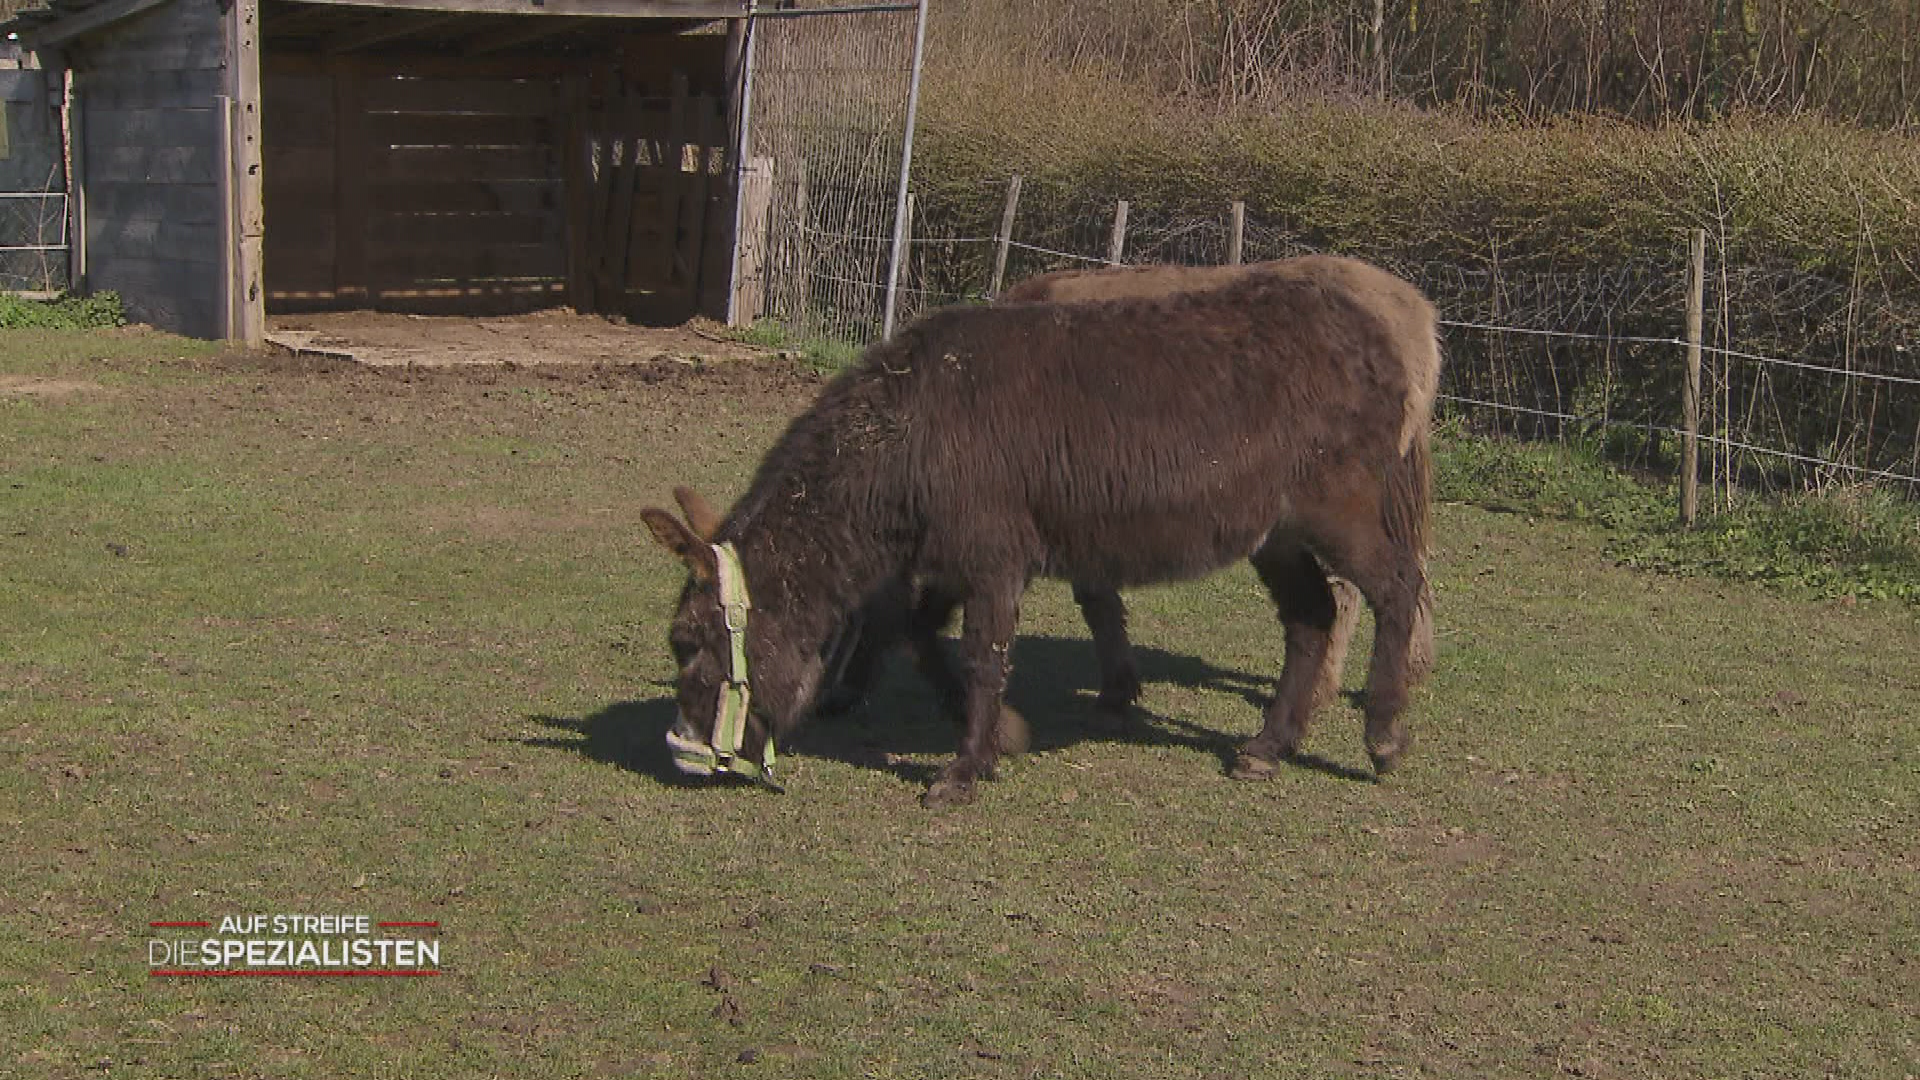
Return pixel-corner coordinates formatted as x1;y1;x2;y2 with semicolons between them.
0;375;104;397
265;309;772;368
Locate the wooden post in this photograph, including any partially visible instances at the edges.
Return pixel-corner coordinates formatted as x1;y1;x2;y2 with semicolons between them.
1226;201;1245;265
60;66;86;295
1106;199;1129;266
729;155;772;326
1371;0;1387;100
216;95;235;339
1682;227;1706;526
227;0;265;344
988;174;1021;296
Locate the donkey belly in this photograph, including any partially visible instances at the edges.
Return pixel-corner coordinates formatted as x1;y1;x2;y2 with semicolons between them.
1037;505;1282;589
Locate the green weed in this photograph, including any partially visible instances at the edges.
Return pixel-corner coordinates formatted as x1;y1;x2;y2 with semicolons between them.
727;319;865;373
0;292;125;330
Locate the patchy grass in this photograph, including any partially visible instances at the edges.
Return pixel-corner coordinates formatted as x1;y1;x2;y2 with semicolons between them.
725;319;865;373
2;330;1915;1079
1434;423;1920;602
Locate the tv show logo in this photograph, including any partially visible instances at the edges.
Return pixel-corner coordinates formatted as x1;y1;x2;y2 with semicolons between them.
147;914;441;978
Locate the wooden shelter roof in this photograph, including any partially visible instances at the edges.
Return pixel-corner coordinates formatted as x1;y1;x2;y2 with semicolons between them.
6;0;748;52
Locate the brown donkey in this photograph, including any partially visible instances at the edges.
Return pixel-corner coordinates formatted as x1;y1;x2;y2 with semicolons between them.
822;256;1438;763
644;259;1439;807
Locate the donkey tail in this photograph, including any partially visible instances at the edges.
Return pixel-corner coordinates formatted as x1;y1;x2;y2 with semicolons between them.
1384;423;1432;564
1384;418;1438;681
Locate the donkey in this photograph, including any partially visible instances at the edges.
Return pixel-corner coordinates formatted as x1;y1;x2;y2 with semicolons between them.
644;260;1439;807
818;256;1438;757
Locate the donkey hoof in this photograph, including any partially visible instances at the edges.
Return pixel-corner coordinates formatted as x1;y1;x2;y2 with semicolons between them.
1366;735;1410;777
995;703;1031;756
1229;751;1282;781
1104;664;1143;709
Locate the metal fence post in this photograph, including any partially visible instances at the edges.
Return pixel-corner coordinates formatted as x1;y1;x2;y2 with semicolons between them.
880;0;929;338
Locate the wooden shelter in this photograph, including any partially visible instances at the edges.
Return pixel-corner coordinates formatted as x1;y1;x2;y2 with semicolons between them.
6;0;765;341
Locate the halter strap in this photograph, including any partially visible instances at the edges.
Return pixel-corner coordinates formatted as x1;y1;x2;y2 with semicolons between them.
709;542;776;783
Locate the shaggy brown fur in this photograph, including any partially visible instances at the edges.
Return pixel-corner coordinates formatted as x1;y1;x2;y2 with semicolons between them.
828;256;1438;738
645;260;1439;806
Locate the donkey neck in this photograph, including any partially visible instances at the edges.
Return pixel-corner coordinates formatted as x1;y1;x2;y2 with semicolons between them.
721;477;911;729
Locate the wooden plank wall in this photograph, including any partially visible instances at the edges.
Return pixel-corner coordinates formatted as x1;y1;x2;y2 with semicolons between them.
73;0;227;337
579;68;727;324
266;56;568;315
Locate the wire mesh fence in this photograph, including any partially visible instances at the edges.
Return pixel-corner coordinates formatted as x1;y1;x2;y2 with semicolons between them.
0;190;68;293
0;69;69;295
853;175;1920;499
736;1;922;344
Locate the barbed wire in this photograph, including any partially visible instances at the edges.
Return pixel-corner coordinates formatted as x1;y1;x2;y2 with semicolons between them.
1441;392;1920;485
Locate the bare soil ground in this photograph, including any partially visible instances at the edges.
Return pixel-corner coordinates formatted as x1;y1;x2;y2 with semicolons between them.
265;308;771;368
0;374;104;396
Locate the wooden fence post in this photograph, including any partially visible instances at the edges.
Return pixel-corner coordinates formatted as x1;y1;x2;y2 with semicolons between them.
729;156;773;326
1682;227;1705;527
1227;201;1245;265
1106;200;1128;266
988;174;1021;296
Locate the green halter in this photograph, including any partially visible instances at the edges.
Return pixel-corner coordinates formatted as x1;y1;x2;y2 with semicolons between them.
707;542;776;784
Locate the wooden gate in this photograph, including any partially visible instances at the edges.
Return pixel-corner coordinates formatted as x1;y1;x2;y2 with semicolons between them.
575;68;726;325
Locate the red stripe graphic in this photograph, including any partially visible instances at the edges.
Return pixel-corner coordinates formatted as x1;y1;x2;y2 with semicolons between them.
149;921;211;928
376;921;440;929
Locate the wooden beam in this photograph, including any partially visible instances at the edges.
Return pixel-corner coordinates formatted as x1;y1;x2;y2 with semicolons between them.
262;4;353;38
22;0;177;50
460;15;588;55
322;12;459;54
278;0;745;19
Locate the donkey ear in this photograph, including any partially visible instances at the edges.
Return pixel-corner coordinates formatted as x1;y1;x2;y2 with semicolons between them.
672;485;723;542
642;507;717;582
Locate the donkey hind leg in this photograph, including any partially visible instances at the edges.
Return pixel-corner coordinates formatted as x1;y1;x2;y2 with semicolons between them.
1314;575;1364;714
1072;581;1141;717
910;582;1031;759
923;579;1023;809
1330;544;1424;777
1232;543;1340;780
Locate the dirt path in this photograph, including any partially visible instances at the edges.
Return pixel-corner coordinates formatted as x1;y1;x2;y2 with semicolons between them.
265;309;772;368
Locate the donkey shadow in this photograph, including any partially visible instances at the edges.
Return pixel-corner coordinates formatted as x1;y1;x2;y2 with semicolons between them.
523;633;1376;788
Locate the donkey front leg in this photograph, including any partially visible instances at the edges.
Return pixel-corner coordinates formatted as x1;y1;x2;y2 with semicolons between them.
1072;581;1141;719
923;581;1021;808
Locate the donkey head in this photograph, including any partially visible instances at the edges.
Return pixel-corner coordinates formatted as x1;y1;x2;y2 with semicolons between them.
641;487;783;784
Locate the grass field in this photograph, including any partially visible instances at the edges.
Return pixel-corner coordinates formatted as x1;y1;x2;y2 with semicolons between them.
3;329;1915;1079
